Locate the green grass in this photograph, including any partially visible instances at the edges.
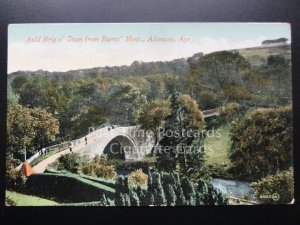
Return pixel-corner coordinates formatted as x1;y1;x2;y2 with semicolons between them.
204;124;231;166
6;190;59;206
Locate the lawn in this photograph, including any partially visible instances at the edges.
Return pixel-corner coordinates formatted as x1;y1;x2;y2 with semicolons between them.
204;124;231;166
6;190;59;206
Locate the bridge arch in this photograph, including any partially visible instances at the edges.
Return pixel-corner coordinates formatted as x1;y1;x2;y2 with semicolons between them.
102;134;138;160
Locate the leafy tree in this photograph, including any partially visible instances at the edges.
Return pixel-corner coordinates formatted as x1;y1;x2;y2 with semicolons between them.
107;81;147;125
186;51;251;105
10;75;29;91
17;77;49;108
7;104;59;160
137;99;171;145
229;105;292;179
7;86;20;105
251;169;294;204
29;107;60;150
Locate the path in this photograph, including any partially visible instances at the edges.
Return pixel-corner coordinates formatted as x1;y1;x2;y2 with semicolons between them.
33;139;86;173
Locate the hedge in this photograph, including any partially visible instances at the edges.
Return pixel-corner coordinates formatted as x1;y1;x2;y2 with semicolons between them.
25;173;115;203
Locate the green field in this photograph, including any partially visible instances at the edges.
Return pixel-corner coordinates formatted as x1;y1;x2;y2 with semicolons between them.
6;190;59;206
204;124;231;166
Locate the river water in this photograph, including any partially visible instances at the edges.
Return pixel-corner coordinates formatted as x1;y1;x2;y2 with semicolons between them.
211;178;254;198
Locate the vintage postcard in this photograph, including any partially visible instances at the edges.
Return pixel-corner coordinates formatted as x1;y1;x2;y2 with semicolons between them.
6;23;293;206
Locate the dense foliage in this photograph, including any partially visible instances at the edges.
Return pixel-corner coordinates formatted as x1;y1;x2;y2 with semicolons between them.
251;169;294;204
229;105;292;179
80;155;117;179
156;92;206;176
7;104;59;160
6;155;26;190
128;169;148;186
115;170;228;206
7;47;293;205
56;154;117;180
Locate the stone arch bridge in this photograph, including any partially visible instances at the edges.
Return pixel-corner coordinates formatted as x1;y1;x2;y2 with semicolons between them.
22;109;219;173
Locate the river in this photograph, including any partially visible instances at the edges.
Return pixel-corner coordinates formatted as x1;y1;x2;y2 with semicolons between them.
211;178;255;198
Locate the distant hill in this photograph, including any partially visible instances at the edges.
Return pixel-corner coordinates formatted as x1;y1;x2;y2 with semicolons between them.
231;44;291;67
8;44;291;82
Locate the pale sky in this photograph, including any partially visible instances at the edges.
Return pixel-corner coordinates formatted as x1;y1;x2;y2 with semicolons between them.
8;23;291;73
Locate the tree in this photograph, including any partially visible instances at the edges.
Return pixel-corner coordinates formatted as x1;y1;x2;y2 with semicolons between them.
251;169;294;204
186;51;251;105
115;171;227;206
115;176;126;206
156;92;205;174
229;105;292;179
181;176;196;206
6;155;25;190
195;178;228;205
137;99;171;146
7;104;59;160
29;107;60;150
107;81;147;125
11;75;29;92
151;171;166;206
7;86;20;105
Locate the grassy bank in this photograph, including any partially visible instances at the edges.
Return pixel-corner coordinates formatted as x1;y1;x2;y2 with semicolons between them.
204;124;231;166
6;190;59;206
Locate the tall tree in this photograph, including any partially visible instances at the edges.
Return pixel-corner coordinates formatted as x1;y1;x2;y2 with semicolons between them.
156;92;205;174
7;104;59;160
136;99;171;146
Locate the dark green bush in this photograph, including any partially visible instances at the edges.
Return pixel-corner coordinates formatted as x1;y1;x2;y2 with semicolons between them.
57;153;83;173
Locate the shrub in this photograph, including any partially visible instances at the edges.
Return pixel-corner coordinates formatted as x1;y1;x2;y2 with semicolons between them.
93;164;116;180
6;155;26;190
251;169;294;204
220;102;240;122
79;155;116;180
128;169;148;186
229;105;292;179
57;153;83;173
198;91;220;109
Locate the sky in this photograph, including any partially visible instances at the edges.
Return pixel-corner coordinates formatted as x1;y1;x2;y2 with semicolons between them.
8;23;291;73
